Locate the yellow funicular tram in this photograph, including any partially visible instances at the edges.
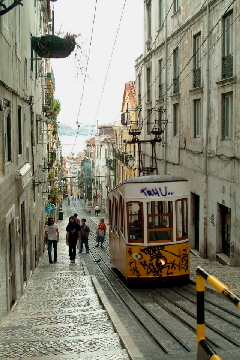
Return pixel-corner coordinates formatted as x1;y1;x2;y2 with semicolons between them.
108;175;190;283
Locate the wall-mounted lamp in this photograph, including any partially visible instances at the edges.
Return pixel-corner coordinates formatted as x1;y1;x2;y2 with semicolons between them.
127;154;134;167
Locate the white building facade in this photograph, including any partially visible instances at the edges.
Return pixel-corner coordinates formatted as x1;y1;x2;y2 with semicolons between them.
135;0;240;265
0;0;53;320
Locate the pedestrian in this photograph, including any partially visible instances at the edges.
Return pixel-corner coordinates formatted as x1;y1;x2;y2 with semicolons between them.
44;217;59;264
79;218;90;253
68;198;70;205
66;216;81;263
95;218;106;247
94;205;100;216
73;213;80;224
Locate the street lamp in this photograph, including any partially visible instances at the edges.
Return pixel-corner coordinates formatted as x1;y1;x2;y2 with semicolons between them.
127;154;134;168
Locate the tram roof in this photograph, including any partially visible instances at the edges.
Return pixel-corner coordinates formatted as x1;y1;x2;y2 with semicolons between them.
123;175;187;184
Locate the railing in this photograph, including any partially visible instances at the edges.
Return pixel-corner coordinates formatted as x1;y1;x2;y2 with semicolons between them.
196;266;240;360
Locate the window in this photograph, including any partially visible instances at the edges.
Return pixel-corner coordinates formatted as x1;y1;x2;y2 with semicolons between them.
146;0;152;39
138;74;141;106
30;34;34;72
147;201;173;242
173;103;179;136
176;199;188;240
159;0;163;28
193;99;201;138
147;67;151;102
222;92;233;139
147;109;152;135
158;59;164;98
158;106;164;130
173;0;179;13
173;47;179;93
127;202;143;243
18;106;22;155
222;11;233;79
193;33;201;88
4;100;11;163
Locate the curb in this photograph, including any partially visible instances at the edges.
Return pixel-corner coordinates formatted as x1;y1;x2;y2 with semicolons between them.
91;275;144;360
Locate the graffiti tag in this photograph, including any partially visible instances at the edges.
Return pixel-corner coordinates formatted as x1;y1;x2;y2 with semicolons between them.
140;186;174;197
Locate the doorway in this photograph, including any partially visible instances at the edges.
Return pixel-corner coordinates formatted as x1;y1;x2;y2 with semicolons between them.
219;204;231;257
8;221;15;309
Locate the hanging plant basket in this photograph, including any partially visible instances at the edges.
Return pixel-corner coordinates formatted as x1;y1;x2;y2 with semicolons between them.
31;35;76;58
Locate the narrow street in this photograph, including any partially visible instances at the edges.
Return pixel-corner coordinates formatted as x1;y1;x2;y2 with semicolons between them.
0;200;140;360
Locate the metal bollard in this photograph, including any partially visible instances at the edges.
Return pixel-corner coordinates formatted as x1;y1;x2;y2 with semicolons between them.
196;266;240;360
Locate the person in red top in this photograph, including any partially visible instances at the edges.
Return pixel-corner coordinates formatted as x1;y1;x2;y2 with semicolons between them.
95;218;106;247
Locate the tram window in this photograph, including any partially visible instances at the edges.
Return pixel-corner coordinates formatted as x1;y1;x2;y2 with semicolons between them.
114;198;118;232
109;199;113;230
147;201;173;242
127;202;143;243
176;198;188;240
120;195;124;234
148;214;172;242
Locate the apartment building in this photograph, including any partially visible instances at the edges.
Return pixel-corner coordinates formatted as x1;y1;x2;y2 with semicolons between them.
0;0;54;320
135;0;240;265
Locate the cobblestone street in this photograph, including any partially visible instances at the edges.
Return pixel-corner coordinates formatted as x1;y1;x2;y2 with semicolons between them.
0;205;138;360
1;200;240;360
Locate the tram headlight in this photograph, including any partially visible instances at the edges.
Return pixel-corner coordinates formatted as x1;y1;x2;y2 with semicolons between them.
156;256;167;267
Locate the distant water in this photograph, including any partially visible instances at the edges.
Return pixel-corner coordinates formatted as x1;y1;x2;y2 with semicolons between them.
59;135;92;156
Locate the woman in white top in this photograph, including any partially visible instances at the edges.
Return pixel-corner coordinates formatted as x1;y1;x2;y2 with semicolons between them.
44;217;59;264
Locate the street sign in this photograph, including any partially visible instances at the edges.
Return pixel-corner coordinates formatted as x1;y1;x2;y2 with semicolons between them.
45;203;55;213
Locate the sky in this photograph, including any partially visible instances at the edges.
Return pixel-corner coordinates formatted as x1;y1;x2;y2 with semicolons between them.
51;0;144;129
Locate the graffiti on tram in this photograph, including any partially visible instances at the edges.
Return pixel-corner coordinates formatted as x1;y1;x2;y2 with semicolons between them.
127;245;189;277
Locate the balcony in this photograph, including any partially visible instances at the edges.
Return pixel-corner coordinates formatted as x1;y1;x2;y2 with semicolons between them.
106;158;114;169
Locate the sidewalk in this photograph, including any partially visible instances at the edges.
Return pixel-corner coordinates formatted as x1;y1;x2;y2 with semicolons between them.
189;251;240;295
0;217;141;360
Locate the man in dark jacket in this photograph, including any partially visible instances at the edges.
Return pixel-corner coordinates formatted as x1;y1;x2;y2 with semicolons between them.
79;218;90;253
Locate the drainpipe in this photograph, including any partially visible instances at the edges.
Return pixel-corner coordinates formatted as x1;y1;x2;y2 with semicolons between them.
164;0;168;175
203;3;210;258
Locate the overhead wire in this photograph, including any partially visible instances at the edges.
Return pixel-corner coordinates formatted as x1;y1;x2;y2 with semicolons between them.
94;0;127;125
69;0;98;156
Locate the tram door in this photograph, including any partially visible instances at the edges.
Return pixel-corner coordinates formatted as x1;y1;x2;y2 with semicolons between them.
193;194;200;251
8;221;15;309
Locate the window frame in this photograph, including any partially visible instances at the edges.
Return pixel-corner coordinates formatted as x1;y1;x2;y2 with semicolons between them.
222;92;233;140
176;198;188;241
147;66;152;103
193;99;201;138
127;201;144;243
173;102;179;137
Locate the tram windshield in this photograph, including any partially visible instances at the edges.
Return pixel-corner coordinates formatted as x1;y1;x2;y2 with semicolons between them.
147;201;173;242
127;202;144;243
